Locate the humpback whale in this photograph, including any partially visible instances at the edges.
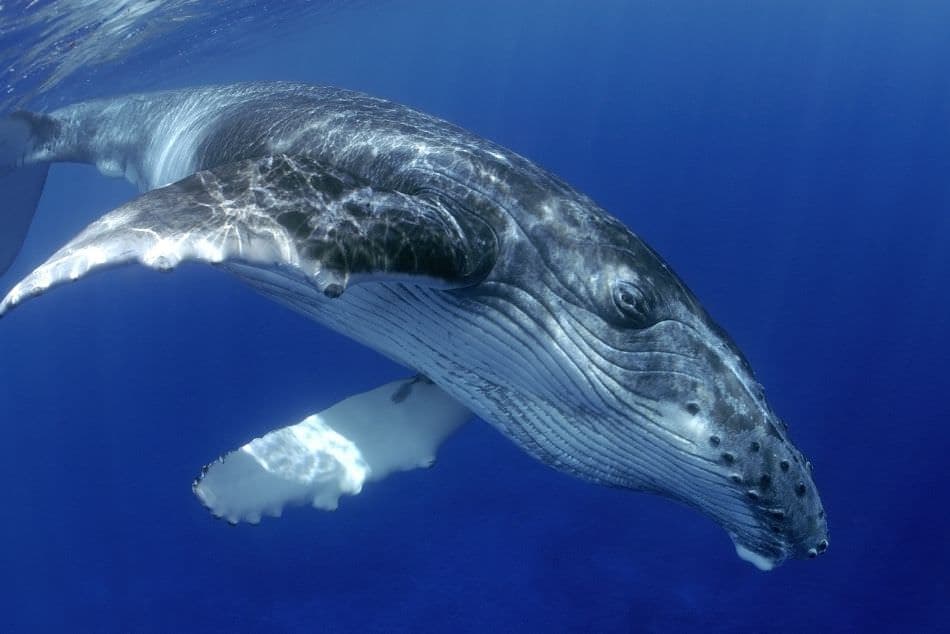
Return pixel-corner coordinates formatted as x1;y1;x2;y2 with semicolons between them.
0;83;828;570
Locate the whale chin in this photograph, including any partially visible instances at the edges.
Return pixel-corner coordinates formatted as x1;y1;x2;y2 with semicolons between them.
730;535;782;571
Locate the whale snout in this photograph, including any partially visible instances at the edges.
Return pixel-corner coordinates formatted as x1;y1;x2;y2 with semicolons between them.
716;423;829;571
778;455;830;562
558;312;831;570
660;320;830;570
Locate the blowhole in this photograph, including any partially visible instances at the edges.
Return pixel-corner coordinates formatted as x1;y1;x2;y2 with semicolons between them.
685;402;701;416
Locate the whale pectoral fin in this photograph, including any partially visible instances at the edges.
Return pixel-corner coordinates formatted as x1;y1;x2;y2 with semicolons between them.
192;376;472;524
0;154;498;316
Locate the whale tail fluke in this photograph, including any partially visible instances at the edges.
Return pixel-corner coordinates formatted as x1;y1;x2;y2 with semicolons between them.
0;112;59;276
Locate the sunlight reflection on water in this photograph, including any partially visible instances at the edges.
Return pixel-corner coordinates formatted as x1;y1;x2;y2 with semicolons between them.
0;0;366;111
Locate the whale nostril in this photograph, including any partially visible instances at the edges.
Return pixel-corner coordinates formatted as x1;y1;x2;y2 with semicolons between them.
817;539;829;553
685;402;701;415
721;452;735;464
708;435;721;447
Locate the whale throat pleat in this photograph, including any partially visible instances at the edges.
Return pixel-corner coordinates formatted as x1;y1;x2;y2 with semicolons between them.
225;262;753;527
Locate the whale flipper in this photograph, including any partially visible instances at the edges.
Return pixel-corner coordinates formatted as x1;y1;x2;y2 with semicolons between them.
0;112;59;276
193;376;472;524
0;154;498;316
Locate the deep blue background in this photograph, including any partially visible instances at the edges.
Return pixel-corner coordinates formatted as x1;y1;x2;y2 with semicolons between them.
1;1;948;631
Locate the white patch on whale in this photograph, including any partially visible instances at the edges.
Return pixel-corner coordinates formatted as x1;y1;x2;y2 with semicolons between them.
733;540;777;572
193;377;472;524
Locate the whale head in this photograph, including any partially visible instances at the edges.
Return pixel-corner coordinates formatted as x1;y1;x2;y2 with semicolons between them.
505;211;829;571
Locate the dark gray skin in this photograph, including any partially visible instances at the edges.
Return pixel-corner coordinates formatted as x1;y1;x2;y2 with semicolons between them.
2;83;828;569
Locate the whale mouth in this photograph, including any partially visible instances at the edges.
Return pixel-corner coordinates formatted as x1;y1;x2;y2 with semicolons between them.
729;520;830;571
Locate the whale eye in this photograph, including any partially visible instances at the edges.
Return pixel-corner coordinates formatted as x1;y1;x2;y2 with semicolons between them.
611;280;655;327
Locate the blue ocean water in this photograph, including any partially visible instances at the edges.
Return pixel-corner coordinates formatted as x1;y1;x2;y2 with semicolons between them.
0;1;948;631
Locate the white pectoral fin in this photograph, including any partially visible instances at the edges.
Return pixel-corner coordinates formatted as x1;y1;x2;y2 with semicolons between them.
193;376;472;524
